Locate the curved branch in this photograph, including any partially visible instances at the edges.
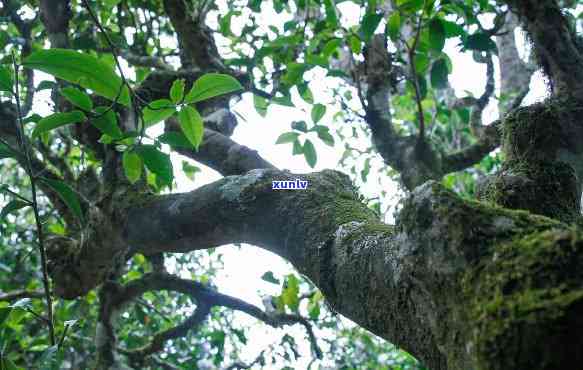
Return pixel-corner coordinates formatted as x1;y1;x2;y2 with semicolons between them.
110;273;321;361
120;303;211;359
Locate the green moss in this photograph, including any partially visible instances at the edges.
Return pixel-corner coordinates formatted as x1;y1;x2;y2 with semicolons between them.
502;96;579;163
478;160;579;223
481;96;582;223
463;228;583;369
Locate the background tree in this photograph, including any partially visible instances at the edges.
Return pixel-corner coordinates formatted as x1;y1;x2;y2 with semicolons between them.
0;0;582;369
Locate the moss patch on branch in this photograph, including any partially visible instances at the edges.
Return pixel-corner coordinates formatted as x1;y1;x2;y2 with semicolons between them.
463;228;583;370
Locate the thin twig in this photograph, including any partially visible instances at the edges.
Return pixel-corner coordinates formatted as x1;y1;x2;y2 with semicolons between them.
11;52;56;346
406;13;426;140
0;185;32;204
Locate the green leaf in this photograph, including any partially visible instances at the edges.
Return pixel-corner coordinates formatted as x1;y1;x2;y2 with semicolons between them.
396;0;424;12
315;127;335;146
349;35;362;54
122;150;142;184
23;49;131;106
136;145;173;187
182;161;200;181
275;132;299;144
0;142;16;159
143;99;176;127
281;274;300;311
361;157;371;181
184;73;243;104
303;139;317;168
37;80;56;91
40;177;84;223
311;104;326;124
60;87;93;111
0;65;13;93
253;94;269;117
0;200;29;220
0;306;12;326
272;93;294;107
158;131;194;149
92;106;122;139
297;83;313;104
323;0;339;26
322;38;342;58
464;33;497;52
442;20;464;37
0;30;9;49
428;19;446;53
261;271;280;284
0;356;20;370
408;74;428;100
387;12;401;42
170;78;185;104
292;140;303;155
32;111;86;138
177;106;204;149
282;63;310;86
291;120;308;133
360;13;383;41
414;52;430;74
430;58;449;89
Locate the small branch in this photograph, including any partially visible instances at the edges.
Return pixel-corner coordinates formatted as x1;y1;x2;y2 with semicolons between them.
120;303;211;358
110;273;322;360
116;49;173;71
0;290;44;302
406;13;426;140
469;53;495;137
11;54;55;346
0;185;32;204
223;351;266;370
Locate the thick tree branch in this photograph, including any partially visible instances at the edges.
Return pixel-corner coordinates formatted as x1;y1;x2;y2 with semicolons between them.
39;0;71;48
162;0;225;71
496;12;535;113
124;170;576;369
47;164;583;369
506;0;583;96
362;35;442;190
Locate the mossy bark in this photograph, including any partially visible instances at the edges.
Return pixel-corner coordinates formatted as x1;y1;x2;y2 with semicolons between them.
477;97;583;223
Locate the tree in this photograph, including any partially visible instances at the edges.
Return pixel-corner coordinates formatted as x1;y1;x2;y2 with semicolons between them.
1;0;582;369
